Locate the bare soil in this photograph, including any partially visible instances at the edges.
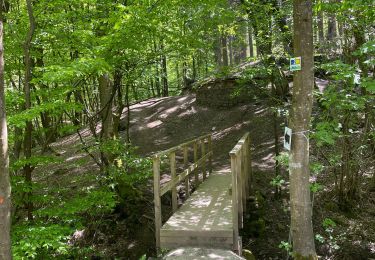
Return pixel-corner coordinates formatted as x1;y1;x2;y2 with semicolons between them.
35;93;374;259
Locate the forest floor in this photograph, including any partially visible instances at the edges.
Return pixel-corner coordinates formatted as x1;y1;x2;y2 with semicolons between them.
38;93;375;259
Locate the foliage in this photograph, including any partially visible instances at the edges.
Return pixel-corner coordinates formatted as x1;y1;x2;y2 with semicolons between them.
12;224;72;259
315;218;346;255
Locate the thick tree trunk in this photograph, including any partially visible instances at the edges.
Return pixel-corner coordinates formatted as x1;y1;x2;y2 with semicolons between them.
0;4;11;258
23;0;36;222
289;0;317;258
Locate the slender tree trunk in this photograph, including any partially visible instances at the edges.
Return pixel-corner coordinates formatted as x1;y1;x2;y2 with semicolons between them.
0;3;11;258
317;10;324;42
23;0;36;222
221;35;229;67
214;32;222;68
125;82;130;143
99;74;114;168
229;36;233;66
176;62;180;90
112;70;123;139
289;0;317;258
153;40;161;97
248;22;254;58
327;14;337;41
192;56;197;81
160;41;168;97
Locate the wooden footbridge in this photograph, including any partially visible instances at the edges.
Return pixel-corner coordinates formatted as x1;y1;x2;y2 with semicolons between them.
152;133;252;258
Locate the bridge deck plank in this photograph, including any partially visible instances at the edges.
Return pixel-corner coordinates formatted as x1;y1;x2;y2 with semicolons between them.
160;171;233;249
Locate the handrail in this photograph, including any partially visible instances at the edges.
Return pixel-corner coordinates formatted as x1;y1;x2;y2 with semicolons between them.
229;132;251;253
153;134;213;251
153;134;211;159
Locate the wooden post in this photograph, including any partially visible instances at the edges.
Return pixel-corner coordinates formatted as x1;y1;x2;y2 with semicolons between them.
244;137;249;197
231;154;239;253
241;148;246;213
170;152;178;212
201;139;207;180
208;135;213;175
237;152;243;229
153;157;162;251
194;141;199;186
183;145;190;199
248;137;253;196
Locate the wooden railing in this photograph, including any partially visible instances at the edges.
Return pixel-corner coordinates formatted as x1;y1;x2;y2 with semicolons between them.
229;132;252;252
153;134;213;250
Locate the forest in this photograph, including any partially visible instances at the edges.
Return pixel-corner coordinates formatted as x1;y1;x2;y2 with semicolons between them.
0;0;374;259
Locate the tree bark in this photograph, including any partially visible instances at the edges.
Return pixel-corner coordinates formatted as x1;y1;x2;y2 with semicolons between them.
160;41;168;97
23;0;36;222
327;14;337;41
289;0;317;258
0;2;11;258
317;10;324;42
214;32;223;68
248;22;254;58
221;34;229;67
99;74;114;167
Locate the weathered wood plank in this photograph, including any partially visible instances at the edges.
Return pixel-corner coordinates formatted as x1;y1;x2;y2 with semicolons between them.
163;248;245;260
160;151;213;196
161;230;233;238
161;172;232;234
160;236;233;250
183;146;189;199
201;140;206;180
208;135;213;175
229;132;250;156
230;155;239;253
153;134;211;159
153;158;162;250
170;152;178;212
193;141;199;186
236;153;243;229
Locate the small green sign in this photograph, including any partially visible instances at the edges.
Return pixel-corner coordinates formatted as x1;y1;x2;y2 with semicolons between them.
290;57;302;71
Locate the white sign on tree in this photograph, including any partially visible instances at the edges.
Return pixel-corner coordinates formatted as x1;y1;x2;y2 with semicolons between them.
284;127;292;151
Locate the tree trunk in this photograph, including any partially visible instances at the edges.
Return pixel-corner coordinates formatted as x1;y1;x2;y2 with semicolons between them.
289;0;317;258
99;74;114;167
160;41;168;97
229;36;233;66
23;0;36;222
327;14;337;41
221;35;229;67
248;22;254;58
0;3;11;258
214;32;223;68
175;62;180;90
112;70;123;139
317;10;324;43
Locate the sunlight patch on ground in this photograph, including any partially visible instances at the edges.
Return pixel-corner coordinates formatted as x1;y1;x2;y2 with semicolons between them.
147;120;163;128
66;153;86;162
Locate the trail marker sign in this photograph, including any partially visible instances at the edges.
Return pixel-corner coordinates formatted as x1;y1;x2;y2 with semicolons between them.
284;127;292;151
290;57;302;71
